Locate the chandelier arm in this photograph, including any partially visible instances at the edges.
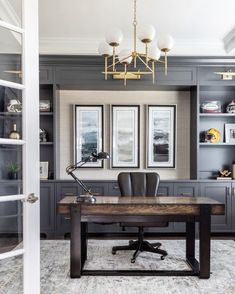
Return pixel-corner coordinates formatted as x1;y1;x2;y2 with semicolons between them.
152;61;155;84
102;71;153;75
106;54;133;69
105;56;108;80
137;54;153;72
145;43;148;66
133;0;137;53
112;47;116;71
165;51;168;75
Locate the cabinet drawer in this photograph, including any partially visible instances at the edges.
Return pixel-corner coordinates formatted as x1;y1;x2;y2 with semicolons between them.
108;183;121;196
174;183;198;197
157;183;174;196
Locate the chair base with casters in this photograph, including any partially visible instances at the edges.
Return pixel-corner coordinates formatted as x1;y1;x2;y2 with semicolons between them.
112;172;168;263
112;227;168;263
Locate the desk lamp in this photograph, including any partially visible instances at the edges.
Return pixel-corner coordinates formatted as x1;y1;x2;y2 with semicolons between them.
66;151;110;203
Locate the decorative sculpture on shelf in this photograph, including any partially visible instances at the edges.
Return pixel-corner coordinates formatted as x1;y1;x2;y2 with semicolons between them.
40;128;47;142
66;152;110;203
217;170;232;180
201;128;221;143
7;99;22;113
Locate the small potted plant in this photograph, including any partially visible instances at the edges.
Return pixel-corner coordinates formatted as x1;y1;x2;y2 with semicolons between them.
8;163;20;180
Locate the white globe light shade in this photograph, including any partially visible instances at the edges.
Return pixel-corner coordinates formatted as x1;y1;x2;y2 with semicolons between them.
157;35;174;52
106;28;123;46
149;46;161;61
138;24;155;43
98;41;112;57
118;49;132;64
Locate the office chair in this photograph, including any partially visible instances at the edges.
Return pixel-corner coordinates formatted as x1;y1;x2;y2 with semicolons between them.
112;172;168;263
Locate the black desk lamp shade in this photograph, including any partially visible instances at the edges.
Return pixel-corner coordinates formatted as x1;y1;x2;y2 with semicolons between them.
66;152;110;203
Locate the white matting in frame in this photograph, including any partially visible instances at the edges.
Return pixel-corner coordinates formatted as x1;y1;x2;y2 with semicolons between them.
74;105;103;168
147;105;176;168
112;105;139;168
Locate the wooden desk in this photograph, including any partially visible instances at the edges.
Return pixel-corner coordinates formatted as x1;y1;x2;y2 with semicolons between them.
57;196;225;279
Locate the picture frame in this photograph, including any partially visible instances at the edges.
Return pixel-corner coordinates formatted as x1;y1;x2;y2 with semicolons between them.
74;105;103;168
39;100;51;112
111;105;140;168
40;161;49;179
147;105;176;168
225;123;235;143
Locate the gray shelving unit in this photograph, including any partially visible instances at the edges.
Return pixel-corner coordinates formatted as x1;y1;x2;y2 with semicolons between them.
40;84;55;180
198;73;235;180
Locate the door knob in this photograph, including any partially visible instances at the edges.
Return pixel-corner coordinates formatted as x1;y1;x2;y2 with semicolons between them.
27;193;38;203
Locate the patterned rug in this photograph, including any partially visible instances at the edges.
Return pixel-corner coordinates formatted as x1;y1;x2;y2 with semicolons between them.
0;239;235;294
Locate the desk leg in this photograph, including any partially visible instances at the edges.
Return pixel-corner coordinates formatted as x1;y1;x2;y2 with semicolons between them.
70;204;82;278
81;222;88;267
186;220;195;260
199;205;211;279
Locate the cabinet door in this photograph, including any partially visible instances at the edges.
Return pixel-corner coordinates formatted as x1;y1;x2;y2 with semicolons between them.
40;182;55;237
232;183;235;232
55;182;80;237
173;183;198;232
200;182;232;232
39;66;53;84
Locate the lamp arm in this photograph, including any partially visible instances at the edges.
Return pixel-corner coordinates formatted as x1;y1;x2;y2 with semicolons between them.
66;157;93;195
68;170;91;194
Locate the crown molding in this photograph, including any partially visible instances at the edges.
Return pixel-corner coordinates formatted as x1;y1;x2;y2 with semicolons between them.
39;37;231;57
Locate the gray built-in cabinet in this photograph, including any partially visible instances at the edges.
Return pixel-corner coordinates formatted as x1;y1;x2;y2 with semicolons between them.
39;180;235;238
1;55;235;237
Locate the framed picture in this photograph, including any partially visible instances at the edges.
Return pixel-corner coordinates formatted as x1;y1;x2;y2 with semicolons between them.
39;100;51;112
225;123;235;143
75;105;103;168
40;161;49;179
112;105;139;168
147;105;176;168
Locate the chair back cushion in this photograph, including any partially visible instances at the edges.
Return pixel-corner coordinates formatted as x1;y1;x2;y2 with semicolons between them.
118;172;160;197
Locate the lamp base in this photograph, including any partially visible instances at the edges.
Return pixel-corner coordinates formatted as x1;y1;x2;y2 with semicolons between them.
76;195;96;203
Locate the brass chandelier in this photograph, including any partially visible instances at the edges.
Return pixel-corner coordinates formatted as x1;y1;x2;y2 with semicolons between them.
98;0;174;86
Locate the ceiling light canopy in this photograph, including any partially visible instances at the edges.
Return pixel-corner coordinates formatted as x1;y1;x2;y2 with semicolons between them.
98;0;174;85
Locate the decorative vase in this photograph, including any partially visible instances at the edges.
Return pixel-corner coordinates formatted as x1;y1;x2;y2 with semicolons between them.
9;124;20;139
8;171;18;180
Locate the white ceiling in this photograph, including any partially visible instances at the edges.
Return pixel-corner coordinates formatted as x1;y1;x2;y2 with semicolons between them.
38;0;235;56
1;0;235;56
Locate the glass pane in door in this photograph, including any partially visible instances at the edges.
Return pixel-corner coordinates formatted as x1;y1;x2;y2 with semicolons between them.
0;255;23;293
0;199;23;254
0;86;22;139
0;26;22;84
0;0;22;27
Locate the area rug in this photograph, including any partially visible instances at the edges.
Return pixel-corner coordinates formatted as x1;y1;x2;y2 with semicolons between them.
0;239;235;294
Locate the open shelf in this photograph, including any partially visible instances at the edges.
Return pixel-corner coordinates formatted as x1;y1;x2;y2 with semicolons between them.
199;143;235;146
40;112;53;116
199;113;235;117
40;142;53;145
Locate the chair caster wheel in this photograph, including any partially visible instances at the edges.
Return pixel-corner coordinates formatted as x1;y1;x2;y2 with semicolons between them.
112;250;116;255
161;255;165;260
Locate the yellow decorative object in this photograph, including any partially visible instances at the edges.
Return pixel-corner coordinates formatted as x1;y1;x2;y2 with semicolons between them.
206;128;221;143
219;170;231;177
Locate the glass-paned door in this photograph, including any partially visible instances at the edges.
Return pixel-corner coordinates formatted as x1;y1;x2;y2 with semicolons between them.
0;1;40;293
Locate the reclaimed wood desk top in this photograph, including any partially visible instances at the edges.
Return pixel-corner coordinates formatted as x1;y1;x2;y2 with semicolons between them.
57;196;225;216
